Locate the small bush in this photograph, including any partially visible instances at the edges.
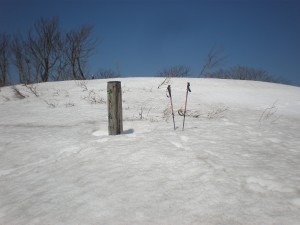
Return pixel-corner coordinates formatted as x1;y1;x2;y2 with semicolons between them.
44;100;58;108
83;90;105;104
75;80;88;92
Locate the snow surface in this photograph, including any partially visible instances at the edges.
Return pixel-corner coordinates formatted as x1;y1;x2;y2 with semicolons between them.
0;78;300;225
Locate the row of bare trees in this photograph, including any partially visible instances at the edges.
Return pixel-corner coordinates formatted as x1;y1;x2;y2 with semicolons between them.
1;20;288;86
157;45;287;84
0;17;98;86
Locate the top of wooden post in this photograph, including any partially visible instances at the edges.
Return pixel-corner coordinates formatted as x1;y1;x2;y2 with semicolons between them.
107;81;121;84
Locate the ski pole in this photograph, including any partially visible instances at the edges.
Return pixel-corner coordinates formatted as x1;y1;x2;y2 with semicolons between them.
167;85;176;130
182;82;191;131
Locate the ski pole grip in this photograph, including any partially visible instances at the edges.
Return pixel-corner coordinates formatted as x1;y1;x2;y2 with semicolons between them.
187;82;191;92
167;85;172;97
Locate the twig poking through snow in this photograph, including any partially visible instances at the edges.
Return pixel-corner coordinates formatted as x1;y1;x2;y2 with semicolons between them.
207;106;229;119
83;90;105;104
259;101;281;123
12;86;27;99
75;80;88;92
24;84;39;97
158;77;171;89
44;100;58;108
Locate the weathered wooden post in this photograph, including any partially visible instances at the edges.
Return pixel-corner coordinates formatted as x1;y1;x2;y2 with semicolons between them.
107;81;123;135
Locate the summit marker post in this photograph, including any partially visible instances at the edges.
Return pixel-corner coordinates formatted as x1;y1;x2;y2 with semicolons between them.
107;81;123;135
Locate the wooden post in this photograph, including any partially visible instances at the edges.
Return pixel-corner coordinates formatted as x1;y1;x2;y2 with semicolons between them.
107;81;123;135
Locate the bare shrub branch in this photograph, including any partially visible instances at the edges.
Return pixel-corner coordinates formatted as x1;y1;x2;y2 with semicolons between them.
65;102;75;107
12;86;27;99
163;106;172;122
24;84;39;97
1;95;10;101
178;108;201;118
44;100;58;108
207;106;229;119
158;77;171;89
83;90;105;104
138;106;152;120
259;101;281;123
75;80;88;92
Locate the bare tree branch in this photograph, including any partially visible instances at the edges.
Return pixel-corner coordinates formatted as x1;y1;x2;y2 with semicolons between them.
0;33;10;86
27;17;61;82
199;44;226;77
64;25;98;80
11;35;32;84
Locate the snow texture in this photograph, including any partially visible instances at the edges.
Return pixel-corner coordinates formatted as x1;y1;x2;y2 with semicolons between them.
1;78;300;224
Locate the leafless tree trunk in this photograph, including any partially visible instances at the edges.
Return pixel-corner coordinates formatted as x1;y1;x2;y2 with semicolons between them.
65;25;98;80
52;37;71;81
11;35;42;84
0;33;10;86
11;36;30;84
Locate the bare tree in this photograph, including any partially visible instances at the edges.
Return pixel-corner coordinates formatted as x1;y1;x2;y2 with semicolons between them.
64;25;98;80
11;18;61;84
158;65;190;77
9;17;99;84
0;33;10;86
27;17;61;82
199;44;226;77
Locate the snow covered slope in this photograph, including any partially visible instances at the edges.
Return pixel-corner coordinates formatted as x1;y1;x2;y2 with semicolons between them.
1;78;300;225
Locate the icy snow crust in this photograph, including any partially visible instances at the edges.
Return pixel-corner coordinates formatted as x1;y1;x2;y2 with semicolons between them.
0;78;300;224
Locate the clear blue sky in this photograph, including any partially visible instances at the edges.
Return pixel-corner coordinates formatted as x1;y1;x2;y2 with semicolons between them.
1;0;300;85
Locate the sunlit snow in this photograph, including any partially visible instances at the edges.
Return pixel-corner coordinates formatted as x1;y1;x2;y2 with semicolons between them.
1;78;300;224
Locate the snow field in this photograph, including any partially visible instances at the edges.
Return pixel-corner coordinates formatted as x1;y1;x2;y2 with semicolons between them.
0;78;300;224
